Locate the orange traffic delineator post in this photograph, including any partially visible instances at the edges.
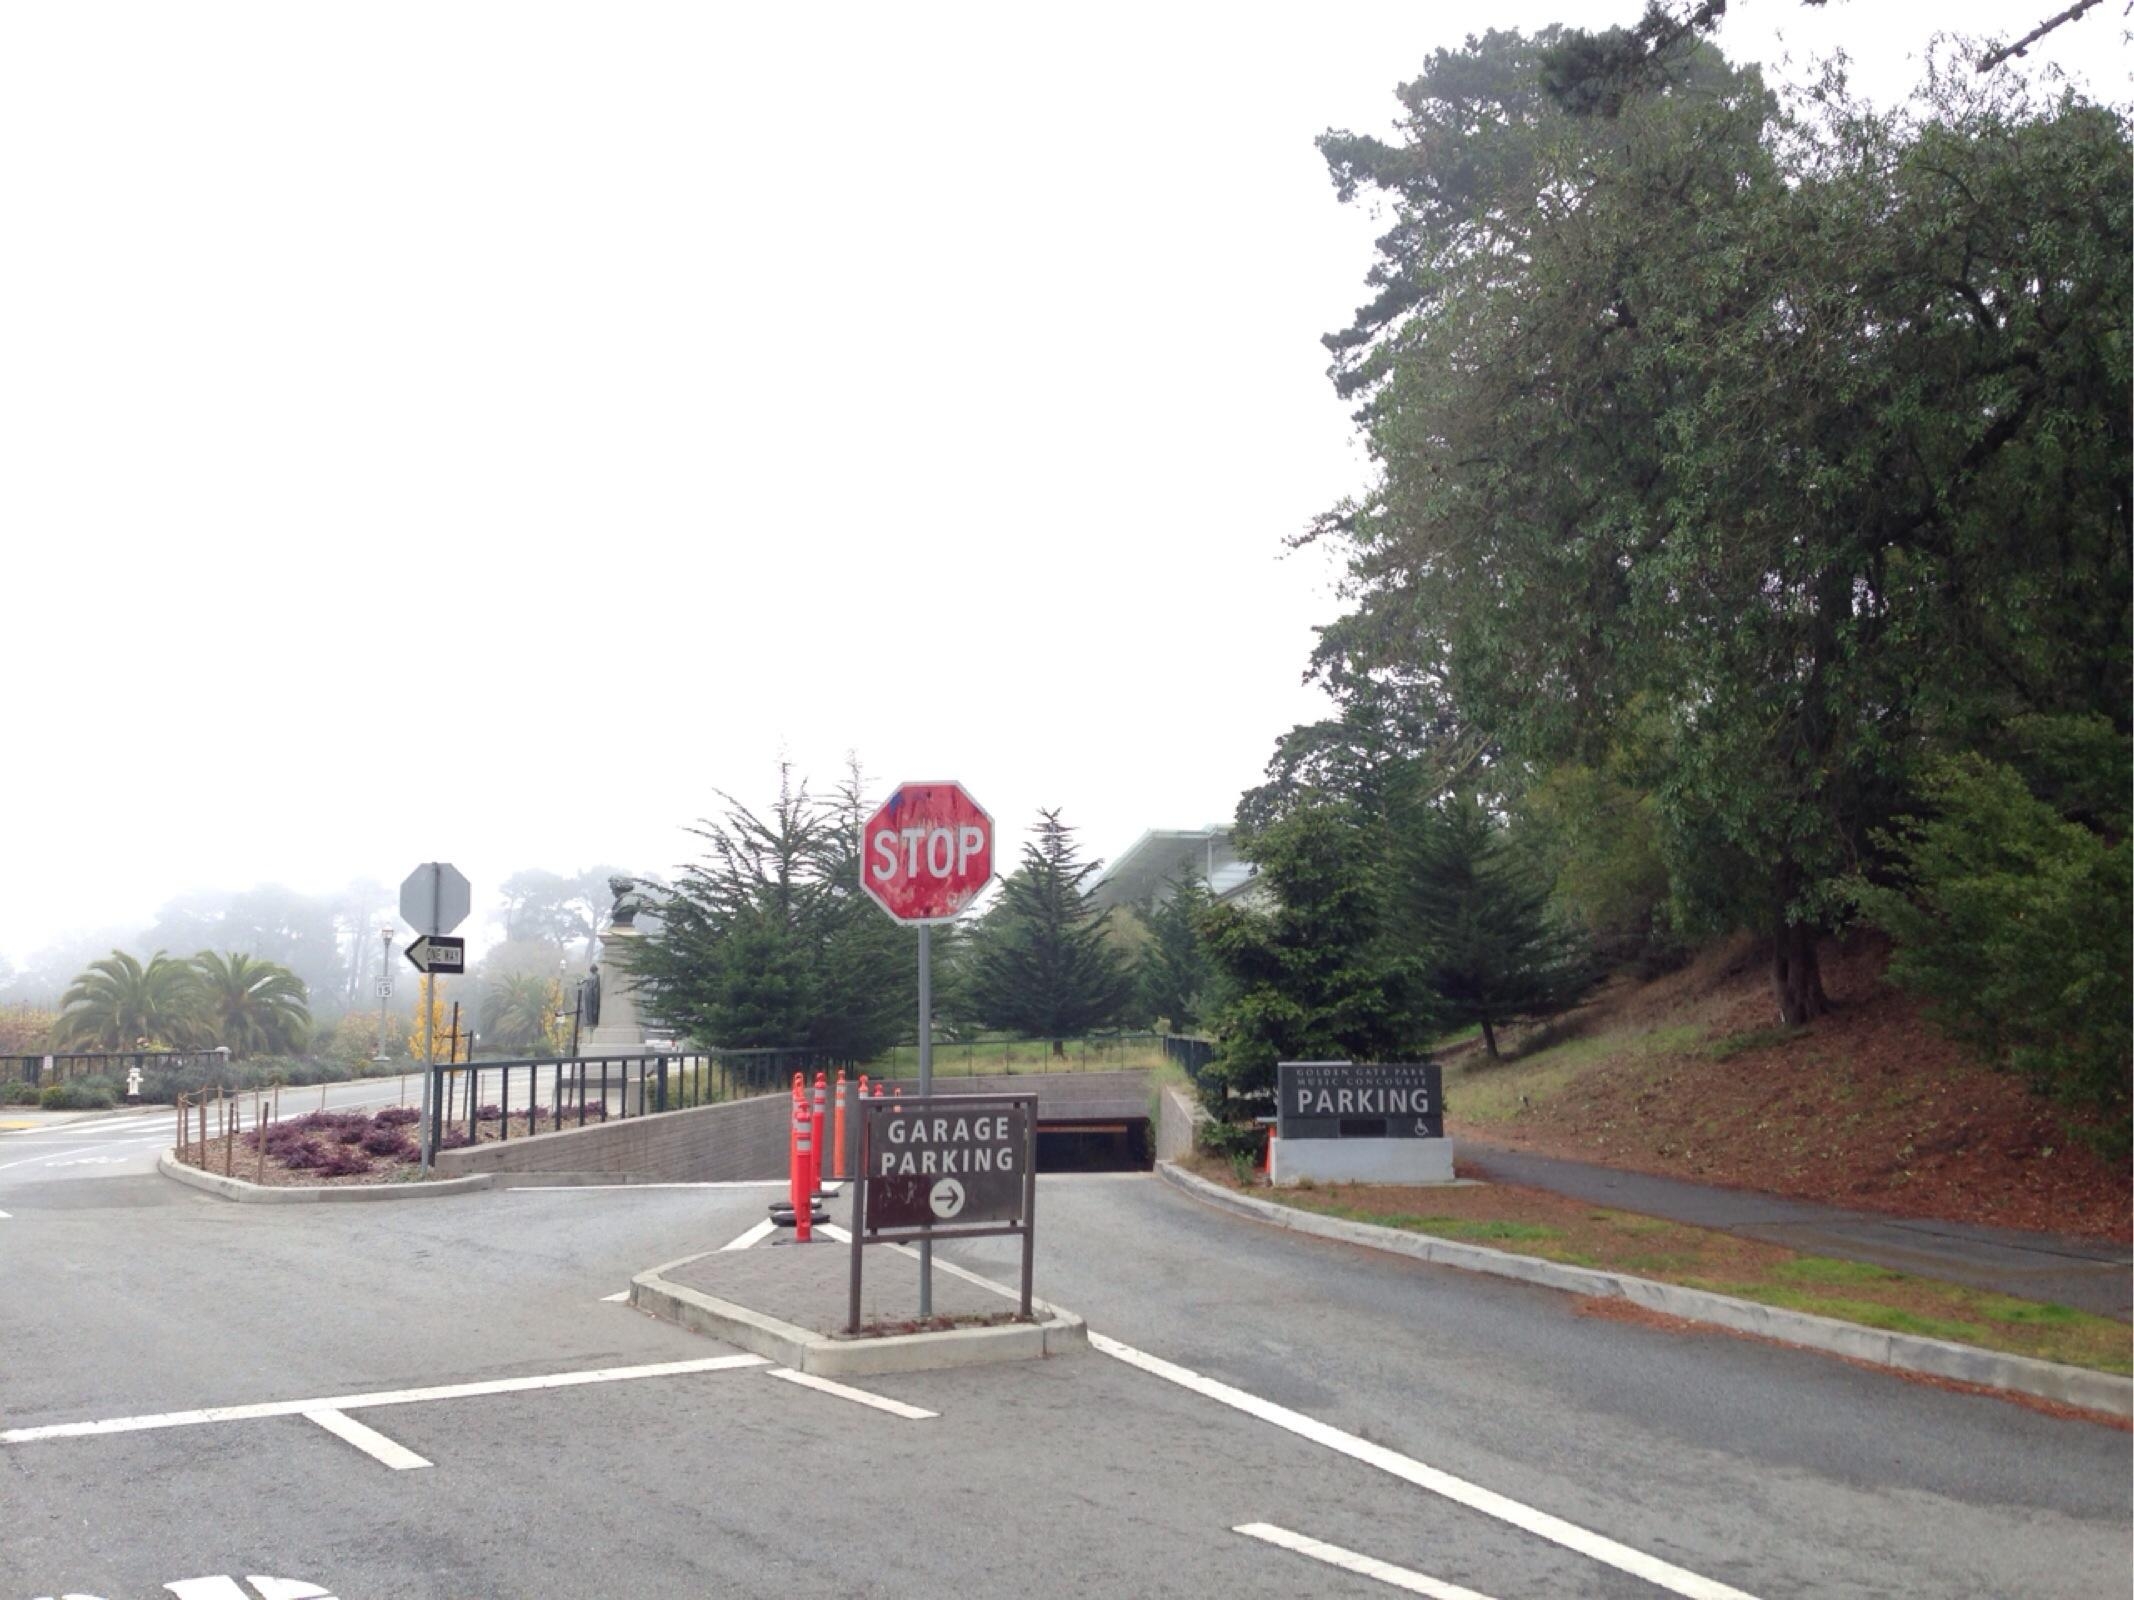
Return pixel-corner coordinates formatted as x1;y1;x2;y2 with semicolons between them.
1262;1126;1277;1182
831;1070;849;1178
811;1072;830;1195
791;1097;815;1243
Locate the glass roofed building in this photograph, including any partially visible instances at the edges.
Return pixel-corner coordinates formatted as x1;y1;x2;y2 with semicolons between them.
1090;826;1261;911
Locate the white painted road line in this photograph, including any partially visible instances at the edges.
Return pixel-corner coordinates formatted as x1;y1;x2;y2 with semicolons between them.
1234;1523;1501;1599
599;1290;631;1302
721;1218;776;1251
1092;1333;1762;1600
766;1367;937;1420
304;1408;432;1470
0;1353;771;1445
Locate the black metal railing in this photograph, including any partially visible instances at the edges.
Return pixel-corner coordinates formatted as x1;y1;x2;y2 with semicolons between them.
1;1049;227;1089
1161;1034;1216;1086
422;1046;852;1155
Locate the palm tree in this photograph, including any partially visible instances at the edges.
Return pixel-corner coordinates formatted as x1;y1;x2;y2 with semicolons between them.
481;971;562;1053
55;951;208;1050
193;951;312;1058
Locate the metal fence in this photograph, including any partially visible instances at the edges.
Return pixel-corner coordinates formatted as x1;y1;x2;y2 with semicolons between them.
2;1049;227;1089
421;1046;850;1154
1161;1034;1216;1086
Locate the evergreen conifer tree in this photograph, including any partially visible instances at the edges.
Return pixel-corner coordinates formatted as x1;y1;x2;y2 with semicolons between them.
1399;793;1592;1059
1200;802;1423;1110
1136;869;1215;1032
626;763;913;1059
968;811;1131;1054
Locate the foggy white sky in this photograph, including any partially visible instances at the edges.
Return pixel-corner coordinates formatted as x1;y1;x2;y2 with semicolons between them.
1;2;2119;965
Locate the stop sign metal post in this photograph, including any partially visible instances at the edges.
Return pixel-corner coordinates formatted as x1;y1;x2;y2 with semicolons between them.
859;780;995;1313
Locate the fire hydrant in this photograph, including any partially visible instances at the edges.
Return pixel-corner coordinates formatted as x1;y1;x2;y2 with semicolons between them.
125;1065;143;1104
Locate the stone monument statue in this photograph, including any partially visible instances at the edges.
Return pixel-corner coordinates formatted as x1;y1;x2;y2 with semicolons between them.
607;874;653;928
579;876;655;1059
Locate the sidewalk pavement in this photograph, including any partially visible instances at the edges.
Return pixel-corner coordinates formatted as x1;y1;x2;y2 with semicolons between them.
1455;1138;2132;1322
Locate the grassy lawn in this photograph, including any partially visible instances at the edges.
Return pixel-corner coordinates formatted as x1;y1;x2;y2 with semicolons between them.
861;1035;1173;1075
1444;1023;1704;1124
1212;1168;2132;1376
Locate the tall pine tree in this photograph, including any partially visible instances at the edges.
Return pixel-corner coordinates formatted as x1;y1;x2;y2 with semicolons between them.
968;811;1131;1055
1136;869;1215;1032
1200;801;1424;1111
625;762;914;1059
1399;793;1592;1059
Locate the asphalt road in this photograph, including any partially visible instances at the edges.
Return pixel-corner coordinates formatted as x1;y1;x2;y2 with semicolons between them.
2;1111;2127;1600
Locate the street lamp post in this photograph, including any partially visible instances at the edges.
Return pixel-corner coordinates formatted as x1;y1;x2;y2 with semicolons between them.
374;925;395;1063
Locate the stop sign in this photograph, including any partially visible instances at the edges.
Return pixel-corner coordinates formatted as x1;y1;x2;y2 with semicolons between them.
860;781;995;922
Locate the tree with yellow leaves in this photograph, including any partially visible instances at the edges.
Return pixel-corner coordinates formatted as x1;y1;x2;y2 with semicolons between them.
405;974;455;1061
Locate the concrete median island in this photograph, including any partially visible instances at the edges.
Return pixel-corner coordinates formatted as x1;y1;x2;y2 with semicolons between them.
633;1234;1087;1377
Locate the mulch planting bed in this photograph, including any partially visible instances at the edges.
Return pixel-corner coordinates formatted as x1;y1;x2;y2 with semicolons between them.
175;1102;617;1185
1444;933;2129;1243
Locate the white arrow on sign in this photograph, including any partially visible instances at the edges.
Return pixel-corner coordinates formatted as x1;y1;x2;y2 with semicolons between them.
928;1176;967;1219
399;862;470;938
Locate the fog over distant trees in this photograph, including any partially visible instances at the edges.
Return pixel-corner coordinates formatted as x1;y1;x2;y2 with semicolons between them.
0;867;638;1027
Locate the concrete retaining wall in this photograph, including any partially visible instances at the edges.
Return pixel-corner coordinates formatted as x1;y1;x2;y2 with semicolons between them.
427;1069;1158;1183
1155;1084;1206;1163
431;1092;790;1182
871;1069;1150;1121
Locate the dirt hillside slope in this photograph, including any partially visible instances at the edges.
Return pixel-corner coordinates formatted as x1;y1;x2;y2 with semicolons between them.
1443;933;2130;1244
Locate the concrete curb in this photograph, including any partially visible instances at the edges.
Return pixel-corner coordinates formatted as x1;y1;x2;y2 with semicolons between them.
156;1151;498;1203
631;1252;1089;1377
1158;1161;2133;1419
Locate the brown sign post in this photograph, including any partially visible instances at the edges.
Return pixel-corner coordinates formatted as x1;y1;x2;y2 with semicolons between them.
847;1089;1038;1334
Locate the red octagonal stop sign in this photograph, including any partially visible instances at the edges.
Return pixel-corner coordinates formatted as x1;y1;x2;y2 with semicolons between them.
860;780;995;922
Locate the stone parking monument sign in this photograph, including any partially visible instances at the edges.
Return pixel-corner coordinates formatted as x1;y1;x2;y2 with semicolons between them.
1273;1060;1454;1185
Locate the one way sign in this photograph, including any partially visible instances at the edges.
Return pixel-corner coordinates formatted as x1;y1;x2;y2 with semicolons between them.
404;935;465;976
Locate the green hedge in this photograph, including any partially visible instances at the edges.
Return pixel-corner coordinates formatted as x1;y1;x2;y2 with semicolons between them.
40;1078;116;1111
